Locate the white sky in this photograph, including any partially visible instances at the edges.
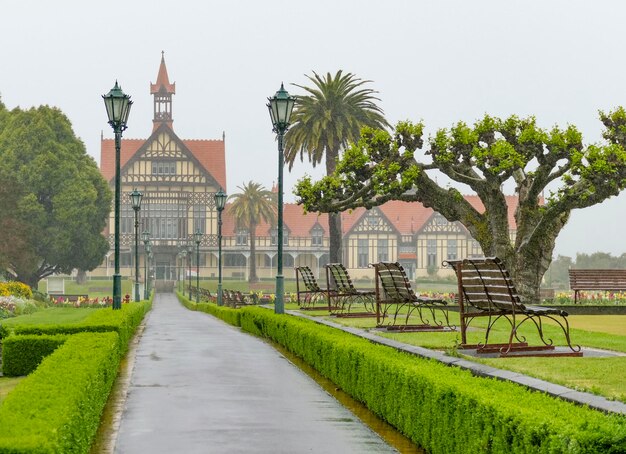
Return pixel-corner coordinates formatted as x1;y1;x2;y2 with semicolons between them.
1;0;625;258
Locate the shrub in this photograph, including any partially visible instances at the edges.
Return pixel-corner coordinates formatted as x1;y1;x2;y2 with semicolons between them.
211;306;626;453
2;334;68;376
0;282;32;299
0;333;120;453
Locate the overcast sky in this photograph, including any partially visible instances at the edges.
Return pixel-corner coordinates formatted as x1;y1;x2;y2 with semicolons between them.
1;0;625;258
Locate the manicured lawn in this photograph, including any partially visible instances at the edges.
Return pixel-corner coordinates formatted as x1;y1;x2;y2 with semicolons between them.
0;377;24;406
312;311;626;403
1;307;97;327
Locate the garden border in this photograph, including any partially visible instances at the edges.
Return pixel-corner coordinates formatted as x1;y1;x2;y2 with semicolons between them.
291;311;626;415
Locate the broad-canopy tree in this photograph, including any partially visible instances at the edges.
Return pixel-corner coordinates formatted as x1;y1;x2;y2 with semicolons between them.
228;181;277;283
0;103;111;288
295;110;626;302
284;71;389;263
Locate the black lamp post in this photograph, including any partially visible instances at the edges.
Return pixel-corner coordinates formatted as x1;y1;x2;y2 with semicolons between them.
180;250;187;296
142;231;150;300
130;188;143;302
187;241;193;298
214;188;227;306
267;83;295;314
194;229;202;304
103;81;132;310
147;248;153;296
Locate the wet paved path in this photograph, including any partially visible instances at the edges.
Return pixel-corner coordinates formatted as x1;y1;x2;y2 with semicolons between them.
114;293;396;453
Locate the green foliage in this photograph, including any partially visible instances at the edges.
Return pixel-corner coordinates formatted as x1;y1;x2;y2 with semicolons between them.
207;307;626;453
295;110;626;304
2;334;67;376
177;291;241;326
0;105;112;287
0;282;32;299
0;333;120;453
228;181;277;282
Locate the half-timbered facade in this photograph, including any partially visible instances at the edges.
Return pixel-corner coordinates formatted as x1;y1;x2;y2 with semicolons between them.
93;55;518;286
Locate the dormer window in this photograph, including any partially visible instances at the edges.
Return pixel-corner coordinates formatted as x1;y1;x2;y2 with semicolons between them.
311;226;324;246
236;229;248;245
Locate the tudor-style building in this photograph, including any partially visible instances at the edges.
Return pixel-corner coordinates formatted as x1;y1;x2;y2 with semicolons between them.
93;55;517;286
95;54;225;284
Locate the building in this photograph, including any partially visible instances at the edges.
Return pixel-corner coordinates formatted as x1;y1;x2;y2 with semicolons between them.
94;56;516;285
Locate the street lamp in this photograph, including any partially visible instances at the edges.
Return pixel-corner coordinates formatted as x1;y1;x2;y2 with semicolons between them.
147;248;153;297
194;229;202;304
214;188;227;306
187;241;193;299
180;249;187;296
142;231;150;300
130;188;143;302
267;83;295;314
103;81;132;310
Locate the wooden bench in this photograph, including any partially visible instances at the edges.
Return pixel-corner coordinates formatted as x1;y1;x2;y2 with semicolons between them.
222;289;256;308
295;266;332;310
372;262;451;331
568;269;626;304
325;263;375;317
445;257;581;356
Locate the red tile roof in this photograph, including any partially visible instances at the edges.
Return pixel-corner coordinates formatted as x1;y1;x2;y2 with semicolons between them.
219;195;520;238
100;135;226;190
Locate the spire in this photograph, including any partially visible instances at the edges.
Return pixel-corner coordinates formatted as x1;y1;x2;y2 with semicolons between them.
150;52;175;131
150;51;176;95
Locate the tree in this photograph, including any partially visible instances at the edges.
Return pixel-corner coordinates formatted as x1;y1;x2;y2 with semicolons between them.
284;71;389;263
0;105;112;288
228;181;276;283
295;110;626;303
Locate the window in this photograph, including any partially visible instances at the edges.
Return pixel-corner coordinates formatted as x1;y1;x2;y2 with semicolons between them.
224;254;246;267
427;239;437;267
284;255;294;267
357;239;369;268
144;202;187;239
377;239;389;262
193;204;206;234
271;227;289;246
447;239;457;260
311;226;324;246
151;161;176;175
236;229;248;245
120;252;133;267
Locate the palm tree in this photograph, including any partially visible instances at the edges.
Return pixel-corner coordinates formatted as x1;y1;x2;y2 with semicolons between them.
284;70;389;263
228;181;276;283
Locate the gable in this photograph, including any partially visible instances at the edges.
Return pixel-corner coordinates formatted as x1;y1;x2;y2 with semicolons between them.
418;213;466;234
348;207;398;235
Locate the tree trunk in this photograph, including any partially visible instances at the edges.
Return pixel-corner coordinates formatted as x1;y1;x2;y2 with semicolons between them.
76;269;87;284
248;221;258;283
326;148;343;264
329;212;343;263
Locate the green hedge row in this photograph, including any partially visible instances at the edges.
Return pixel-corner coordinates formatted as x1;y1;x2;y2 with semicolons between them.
196;303;626;453
0;300;152;453
2;334;67;376
0;333;120;453
176;291;241;326
10;301;151;356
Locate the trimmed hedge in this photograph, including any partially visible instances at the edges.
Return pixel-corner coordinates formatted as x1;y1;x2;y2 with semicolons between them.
2;334;67;376
176;291;241;326
0;333;120;453
9;301;151;356
201;304;626;453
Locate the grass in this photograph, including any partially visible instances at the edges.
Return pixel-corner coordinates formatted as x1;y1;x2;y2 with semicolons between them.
307;308;626;403
0;377;24;406
1;308;97;328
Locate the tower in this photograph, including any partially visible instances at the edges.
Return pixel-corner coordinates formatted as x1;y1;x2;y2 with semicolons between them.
150;51;176;131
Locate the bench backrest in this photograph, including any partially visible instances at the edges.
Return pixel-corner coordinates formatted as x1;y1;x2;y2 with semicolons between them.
447;257;522;312
568;269;626;290
326;263;356;293
295;266;322;292
373;262;416;303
